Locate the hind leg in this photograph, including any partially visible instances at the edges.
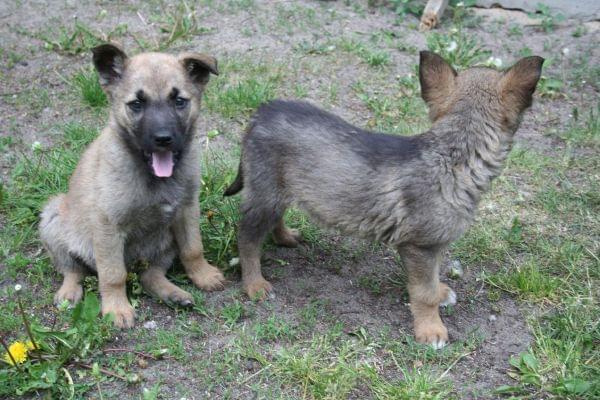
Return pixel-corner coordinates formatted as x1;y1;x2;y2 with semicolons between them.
40;195;87;305
272;216;302;248
239;200;283;300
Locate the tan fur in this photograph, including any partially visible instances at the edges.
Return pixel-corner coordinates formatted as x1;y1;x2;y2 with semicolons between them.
40;45;224;328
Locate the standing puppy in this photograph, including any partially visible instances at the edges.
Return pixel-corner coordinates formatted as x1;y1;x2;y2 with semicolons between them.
225;52;543;348
40;44;226;328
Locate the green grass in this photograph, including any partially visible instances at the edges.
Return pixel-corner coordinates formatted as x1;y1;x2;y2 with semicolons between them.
198;150;240;267
72;68;107;108
32;22;127;55
339;38;391;67
0;293;115;398
559;103;600;147
426;29;491;69
529;3;565;33
450;142;600;397
485;260;561;301
353;72;429;135
153;1;213;50
1;123;97;250
203;58;284;119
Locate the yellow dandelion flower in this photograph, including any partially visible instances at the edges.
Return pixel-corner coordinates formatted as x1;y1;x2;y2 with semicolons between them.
3;341;30;365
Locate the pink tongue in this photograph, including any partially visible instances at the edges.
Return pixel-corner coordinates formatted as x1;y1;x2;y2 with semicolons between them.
151;151;174;177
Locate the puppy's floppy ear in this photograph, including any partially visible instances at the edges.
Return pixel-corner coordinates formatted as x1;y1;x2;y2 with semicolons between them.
179;53;219;87
419;51;457;108
92;43;128;88
499;56;544;111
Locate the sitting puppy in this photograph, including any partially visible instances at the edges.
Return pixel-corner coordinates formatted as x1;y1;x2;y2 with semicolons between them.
225;51;543;347
40;44;226;328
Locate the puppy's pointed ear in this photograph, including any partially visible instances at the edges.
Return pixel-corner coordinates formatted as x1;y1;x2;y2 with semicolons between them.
499;56;544;111
419;51;456;105
179;53;219;87
92;44;128;88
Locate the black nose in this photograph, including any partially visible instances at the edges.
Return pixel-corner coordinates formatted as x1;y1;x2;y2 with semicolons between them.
154;132;173;147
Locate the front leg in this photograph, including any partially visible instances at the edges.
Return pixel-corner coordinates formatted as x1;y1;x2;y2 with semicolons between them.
172;201;225;291
398;244;456;349
93;220;135;328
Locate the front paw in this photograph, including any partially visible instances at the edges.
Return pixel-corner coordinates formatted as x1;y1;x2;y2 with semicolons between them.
414;318;449;349
244;278;273;301
189;263;226;291
102;300;135;329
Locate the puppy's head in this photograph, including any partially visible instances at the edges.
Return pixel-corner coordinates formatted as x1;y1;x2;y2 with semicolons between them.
419;51;544;133
92;44;218;178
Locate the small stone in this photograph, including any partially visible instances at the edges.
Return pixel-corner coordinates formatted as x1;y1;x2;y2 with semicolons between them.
143;320;157;329
447;260;463;279
488;314;497;322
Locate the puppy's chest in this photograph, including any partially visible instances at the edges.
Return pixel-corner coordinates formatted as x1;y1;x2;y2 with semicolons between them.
122;181;192;231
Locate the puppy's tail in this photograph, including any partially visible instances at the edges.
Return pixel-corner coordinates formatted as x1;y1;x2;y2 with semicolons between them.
224;162;243;196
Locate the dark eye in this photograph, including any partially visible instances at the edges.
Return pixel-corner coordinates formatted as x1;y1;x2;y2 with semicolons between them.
174;96;188;110
127;99;143;113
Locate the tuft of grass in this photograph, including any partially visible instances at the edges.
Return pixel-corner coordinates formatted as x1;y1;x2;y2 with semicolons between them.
367;366;452;400
339;38;391;67
267;331;367;399
72;69;107;108
353;72;428;135
560;104;600;147
221;300;245;328
426;29;491;69
207;78;278;118
155;1;213;50
500;300;599;397
35;22;127;56
253;316;296;342
529;3;565;33
387;0;424;19
203;57;283;119
485;260;561;302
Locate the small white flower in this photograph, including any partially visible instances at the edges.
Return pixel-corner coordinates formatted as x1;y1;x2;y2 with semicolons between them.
32;141;42;151
486;57;503;68
562;47;570;56
446;41;458;53
456;1;464;7
229;257;240;267
14;284;22;292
